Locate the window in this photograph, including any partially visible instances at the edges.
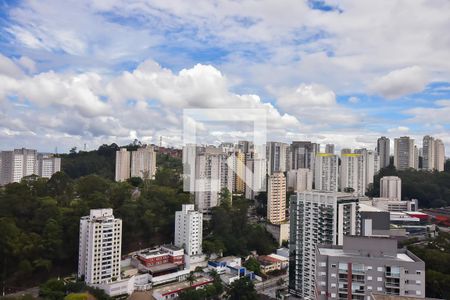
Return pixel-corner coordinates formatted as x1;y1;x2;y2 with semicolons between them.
377;277;382;282
416;271;422;275
377;267;384;272
377;287;382;291
367;286;372;291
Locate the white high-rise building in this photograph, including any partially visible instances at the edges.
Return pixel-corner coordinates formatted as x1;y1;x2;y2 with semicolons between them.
78;209;122;285
354;148;380;191
244;152;267;200
394;137;416;170
380;176;402;200
267;172;286;224
287;168;313;192
314;153;339;192
422;135;435;170
340;153;365;196
115;148;131;182
174;204;203;256
131;146;157;179
434;139;445;172
0;148;37;185
377;136;391;168
37;154;61;178
289;191;360;299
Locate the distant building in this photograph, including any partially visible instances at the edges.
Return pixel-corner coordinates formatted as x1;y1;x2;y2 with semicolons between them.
0;148;37;185
325;144;335;154
37;154;61;178
174;204;203;256
422;135;435;171
380;176;402;200
78;209;122;285
434;139;445;172
286;168;313;192
115;148;131;182
131;146;157;179
377;137;391;168
267;172;287;224
314;153;339;192
340;153;366;196
267;142;290;175
290;141;320;170
394;137;416;170
316;236;425;299
289;191;360;299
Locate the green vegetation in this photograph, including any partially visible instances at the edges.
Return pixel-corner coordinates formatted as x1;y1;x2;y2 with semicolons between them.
408;232;450;299
0;152;190;291
243;257;261;275
226;277;258;300
178;271;223;300
367;165;450;207
39;278;109;300
203;197;277;256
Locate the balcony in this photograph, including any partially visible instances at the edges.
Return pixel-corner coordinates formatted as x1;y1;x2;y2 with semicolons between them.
385;272;400;278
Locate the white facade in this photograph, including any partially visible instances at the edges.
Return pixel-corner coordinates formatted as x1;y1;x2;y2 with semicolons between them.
174;204;203;256
287;168;313;192
340;153;366;196
394;137;416;170
380;176;402;200
289;191;360;299
244;153;267;200
0;148;37;185
267;172;286;224
37;154;61;178
78;209;122;286
131;146;157;179
314;153;339;192
115;148;131;182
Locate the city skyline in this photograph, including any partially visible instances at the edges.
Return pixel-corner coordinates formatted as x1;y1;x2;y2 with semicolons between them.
0;1;449;154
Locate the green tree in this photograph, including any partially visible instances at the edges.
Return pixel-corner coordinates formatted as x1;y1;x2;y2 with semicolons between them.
243;257;261;274
226;277;257;300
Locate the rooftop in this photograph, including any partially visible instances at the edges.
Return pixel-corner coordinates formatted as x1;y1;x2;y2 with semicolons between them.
153;276;213;296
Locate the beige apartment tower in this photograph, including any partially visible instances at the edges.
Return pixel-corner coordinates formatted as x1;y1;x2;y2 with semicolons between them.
267;172;286;224
115;148;131;182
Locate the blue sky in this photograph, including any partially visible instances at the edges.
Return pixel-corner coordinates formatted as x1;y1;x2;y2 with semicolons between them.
0;0;449;154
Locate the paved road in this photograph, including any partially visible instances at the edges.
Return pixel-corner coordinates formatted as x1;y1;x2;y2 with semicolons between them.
255;274;288;291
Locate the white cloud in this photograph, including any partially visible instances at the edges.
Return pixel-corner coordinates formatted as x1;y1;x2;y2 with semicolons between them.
369;66;429;99
348;96;359;104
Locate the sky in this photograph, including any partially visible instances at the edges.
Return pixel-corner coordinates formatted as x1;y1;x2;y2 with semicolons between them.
0;0;449;154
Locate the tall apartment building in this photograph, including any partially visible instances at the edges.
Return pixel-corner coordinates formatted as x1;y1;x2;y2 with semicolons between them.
290;141;320;171
289;191;360;299
315;236;425;299
115;147;157;182
377;137;391;168
115;148;131;182
131;146;157;179
267;172;287;224
434;139;445;172
232;150;246;193
78;209;122;285
0;148;37;185
267;142;289;174
340;153;366;196
325;144;335;154
422;135;435;171
341;148;352;156
287;168;313;192
174;204;203;256
354;149;380;191
194;150;233;213
37;154;61;178
314;153;339;192
244;152;267;200
380;176;402;200
394;137;415;171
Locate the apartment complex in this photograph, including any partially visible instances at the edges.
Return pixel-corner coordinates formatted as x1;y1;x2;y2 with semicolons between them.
290;141;320;170
314;153;339;192
316;236;425;299
174;204;203;256
267;142;289;175
115;146;156;182
325;144;335;154
78;209;122;285
380;176;402;200
377;137;391;169
37;153;61;178
0;148;60;184
289;191;360;299
422;136;445;171
267;172;287;224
